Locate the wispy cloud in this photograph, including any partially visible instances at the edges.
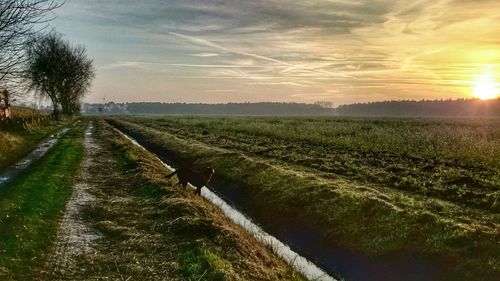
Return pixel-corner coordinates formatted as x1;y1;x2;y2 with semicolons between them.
190;53;220;57
100;61;262;70
166;31;351;78
204;89;236;93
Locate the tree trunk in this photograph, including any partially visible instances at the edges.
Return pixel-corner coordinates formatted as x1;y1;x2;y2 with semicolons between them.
53;107;59;121
49;94;60;121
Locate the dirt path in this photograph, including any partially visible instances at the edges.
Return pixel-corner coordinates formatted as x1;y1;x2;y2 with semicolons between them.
41;122;100;279
39;120;184;280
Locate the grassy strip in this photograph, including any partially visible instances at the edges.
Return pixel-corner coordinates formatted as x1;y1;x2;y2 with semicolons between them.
0;121;85;280
109;117;500;281
91;120;304;280
0;112;72;171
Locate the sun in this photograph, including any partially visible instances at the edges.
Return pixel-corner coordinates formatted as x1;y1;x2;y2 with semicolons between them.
473;73;499;100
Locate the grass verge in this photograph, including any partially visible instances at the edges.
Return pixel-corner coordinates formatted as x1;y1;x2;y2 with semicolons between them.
0;121;85;280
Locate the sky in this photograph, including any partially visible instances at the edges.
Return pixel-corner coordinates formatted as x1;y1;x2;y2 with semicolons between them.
51;0;500;105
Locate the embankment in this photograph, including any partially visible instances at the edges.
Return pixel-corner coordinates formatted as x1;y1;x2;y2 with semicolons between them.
107;117;500;281
93;120;305;280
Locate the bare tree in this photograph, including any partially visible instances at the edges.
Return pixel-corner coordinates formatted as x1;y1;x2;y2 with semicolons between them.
25;32;94;120
0;0;62;85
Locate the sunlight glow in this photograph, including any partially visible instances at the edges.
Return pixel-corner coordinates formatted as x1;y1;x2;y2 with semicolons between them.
473;73;499;100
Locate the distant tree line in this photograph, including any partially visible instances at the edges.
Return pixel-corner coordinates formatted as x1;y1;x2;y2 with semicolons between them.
82;102;127;115
336;98;500;117
83;99;500;117
83;102;336;116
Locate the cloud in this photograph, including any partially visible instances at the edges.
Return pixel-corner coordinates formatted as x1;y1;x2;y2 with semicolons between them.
190;53;220;57
249;81;311;88
100;60;263;70
53;0;500;104
204;89;236;93
164;31;349;78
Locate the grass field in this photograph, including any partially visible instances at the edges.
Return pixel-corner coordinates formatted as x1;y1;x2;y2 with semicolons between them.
108;116;500;281
0;121;85;279
123;116;500;211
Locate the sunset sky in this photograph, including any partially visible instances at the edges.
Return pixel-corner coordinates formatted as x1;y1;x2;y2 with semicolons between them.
52;0;500;105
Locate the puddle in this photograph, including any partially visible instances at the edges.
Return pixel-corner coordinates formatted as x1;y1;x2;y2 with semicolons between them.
0;127;70;188
113;127;336;281
15;159;32;169
85;126;93;136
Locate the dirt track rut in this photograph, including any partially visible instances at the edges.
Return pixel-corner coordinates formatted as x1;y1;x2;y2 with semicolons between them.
42;122;100;279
